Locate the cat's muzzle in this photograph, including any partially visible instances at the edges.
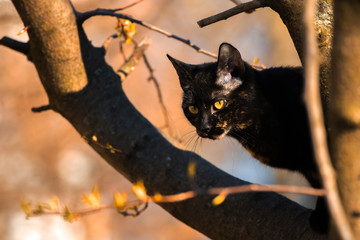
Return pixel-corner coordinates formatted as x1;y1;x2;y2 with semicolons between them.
197;127;229;140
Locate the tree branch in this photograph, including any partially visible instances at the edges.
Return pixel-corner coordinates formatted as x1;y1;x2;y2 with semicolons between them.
8;0;328;239
230;0;257;13
143;54;176;138
197;0;268;27
12;0;87;101
0;36;30;58
31;104;51;113
330;0;360;237
76;8;217;59
102;33;120;52
303;0;353;239
117;39;150;80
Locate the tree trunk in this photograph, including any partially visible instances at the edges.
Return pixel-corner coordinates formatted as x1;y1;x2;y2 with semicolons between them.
330;0;360;237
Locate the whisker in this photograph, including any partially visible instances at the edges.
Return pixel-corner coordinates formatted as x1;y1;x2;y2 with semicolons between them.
183;132;198;150
192;136;200;153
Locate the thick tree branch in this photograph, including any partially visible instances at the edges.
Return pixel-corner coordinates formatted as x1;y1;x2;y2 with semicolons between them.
12;0;87;103
8;0;328;239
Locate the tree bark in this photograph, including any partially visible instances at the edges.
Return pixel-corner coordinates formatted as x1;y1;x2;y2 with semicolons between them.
269;0;333;107
6;0;329;239
330;0;360;237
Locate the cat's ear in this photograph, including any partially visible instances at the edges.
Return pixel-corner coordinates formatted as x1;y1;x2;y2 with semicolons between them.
217;43;245;75
216;43;245;88
167;54;194;89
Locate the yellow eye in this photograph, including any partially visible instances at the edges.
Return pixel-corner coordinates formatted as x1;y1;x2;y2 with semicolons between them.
188;105;199;114
214;100;225;110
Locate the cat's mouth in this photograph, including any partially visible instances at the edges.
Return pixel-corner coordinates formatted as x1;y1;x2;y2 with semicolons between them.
197;127;230;140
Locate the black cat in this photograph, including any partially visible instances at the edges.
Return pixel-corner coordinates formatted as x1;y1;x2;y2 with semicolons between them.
168;42;327;232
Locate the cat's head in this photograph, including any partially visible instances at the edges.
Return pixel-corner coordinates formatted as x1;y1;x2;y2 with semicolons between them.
168;43;255;140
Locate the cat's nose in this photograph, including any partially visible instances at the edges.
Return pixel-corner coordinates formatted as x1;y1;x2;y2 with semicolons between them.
200;123;211;133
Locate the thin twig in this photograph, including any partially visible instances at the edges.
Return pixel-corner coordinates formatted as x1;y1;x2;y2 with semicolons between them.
77;9;216;59
150;184;325;203
0;37;30;57
117;38;150;81
77;0;143;23
102;31;177;139
31;104;51;113
103;33;121;52
143;54;175;138
197;0;268;28
26;201;147;219
121;201;148;217
303;0;353;239
118;41;127;62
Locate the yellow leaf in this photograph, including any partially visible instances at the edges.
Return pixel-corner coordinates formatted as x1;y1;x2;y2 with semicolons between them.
113;192;128;210
153;193;163;202
82;185;101;208
123;20;131;27
212;193;227;206
252;57;260;65
187;161;196;180
132;180;148;201
106;143;115;154
92;135;98;142
63;206;78;223
48;196;60;211
125;22;137;43
117;18;137;44
125;37;133;44
20;199;33;218
82;136;89;143
34;203;44;214
36;197;60;212
17;26;29;36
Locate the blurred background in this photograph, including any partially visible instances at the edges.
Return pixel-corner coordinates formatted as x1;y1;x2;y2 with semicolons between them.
0;0;313;239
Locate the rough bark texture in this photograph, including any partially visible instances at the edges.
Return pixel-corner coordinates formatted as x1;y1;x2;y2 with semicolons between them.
330;0;360;237
12;0;87;101
269;0;333;109
5;0;333;239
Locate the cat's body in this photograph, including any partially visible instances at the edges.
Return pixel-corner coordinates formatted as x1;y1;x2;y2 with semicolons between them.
168;43;319;187
235;66;320;188
168;43;327;232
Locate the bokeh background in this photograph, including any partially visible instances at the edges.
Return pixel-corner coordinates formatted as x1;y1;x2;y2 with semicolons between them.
0;0;313;239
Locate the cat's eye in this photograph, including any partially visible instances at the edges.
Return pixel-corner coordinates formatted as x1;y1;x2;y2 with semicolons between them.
213;100;225;110
188;105;199;114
